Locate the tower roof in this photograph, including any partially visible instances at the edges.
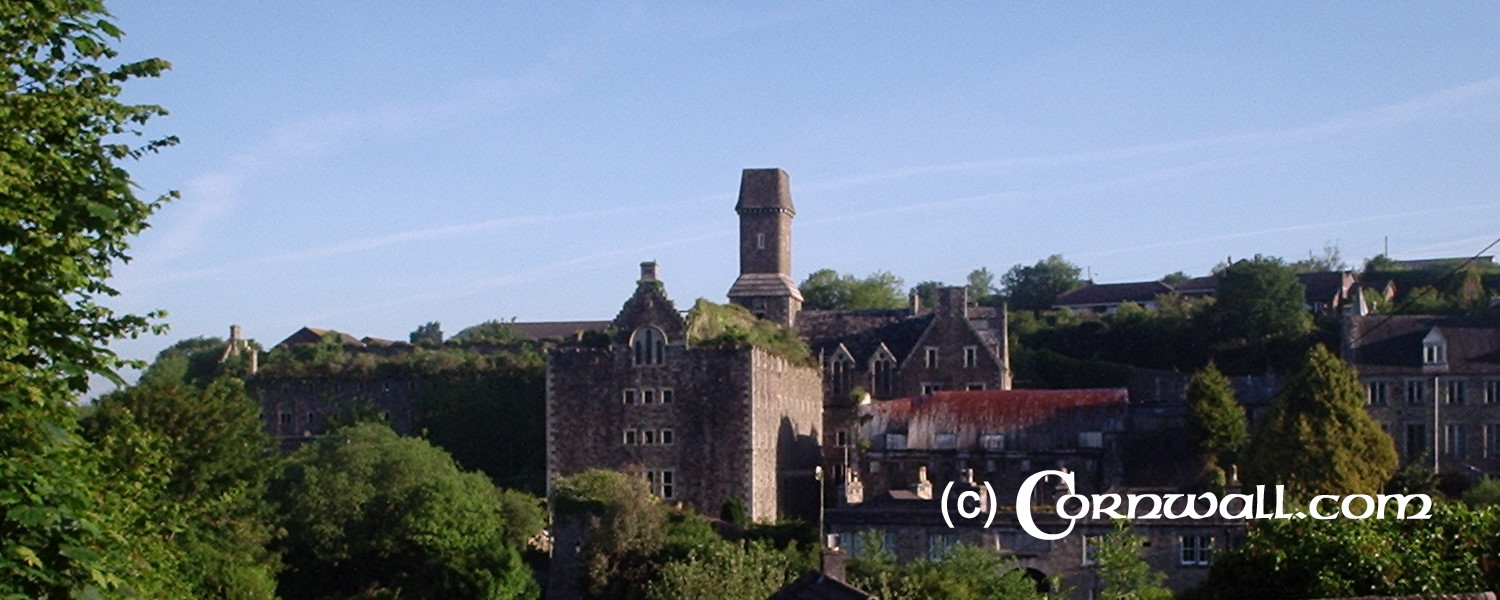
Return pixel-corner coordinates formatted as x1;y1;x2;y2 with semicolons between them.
736;168;794;213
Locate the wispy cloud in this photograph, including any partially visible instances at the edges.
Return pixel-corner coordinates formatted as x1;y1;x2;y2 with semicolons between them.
800;77;1500;193
142;72;569;264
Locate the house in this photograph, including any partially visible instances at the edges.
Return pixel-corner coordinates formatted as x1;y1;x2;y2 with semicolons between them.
1343;313;1500;476
1052;280;1174;314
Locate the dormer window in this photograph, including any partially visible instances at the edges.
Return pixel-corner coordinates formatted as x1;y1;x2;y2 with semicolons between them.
631;327;666;365
1422;328;1447;366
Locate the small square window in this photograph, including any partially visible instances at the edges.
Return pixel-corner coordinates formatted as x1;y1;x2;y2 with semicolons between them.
644;430;657;444
1180;535;1213;566
835;430;849;447
624;429;639;445
623;389;637;405
661;429;673;445
643;389;656;404
925;347;939;369
661;389;674;404
963;346;977;368
278;411;293;426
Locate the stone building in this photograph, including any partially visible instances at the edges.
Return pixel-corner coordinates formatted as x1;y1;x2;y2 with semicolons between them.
546;261;824;523
1344;313;1500;476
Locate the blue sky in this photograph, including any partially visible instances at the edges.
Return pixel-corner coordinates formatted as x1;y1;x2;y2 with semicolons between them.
99;2;1500;387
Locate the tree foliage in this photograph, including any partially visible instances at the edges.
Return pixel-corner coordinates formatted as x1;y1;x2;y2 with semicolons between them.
847;535;1042;600
1189;504;1500;600
1242;345;1397;497
271;423;538;600
685;299;813;366
1001;254;1084;311
0;2;174;596
645;541;802;600
1185;363;1248;467
798;268;907;310
1210;256;1311;347
1094;521;1172;600
410;321;444;345
86;377;280;599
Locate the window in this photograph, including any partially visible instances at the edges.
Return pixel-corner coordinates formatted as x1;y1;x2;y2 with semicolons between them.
304;411;317;425
1424;342;1446;365
1405;424;1426;460
1406;381;1425;405
886;433;908;451
1445;424;1467;458
1486;425;1500;458
661;389;674;404
1180;535;1213;566
623;389;638;405
1487;381;1500;404
624;429;639;445
645;469;675;499
832;464;846;484
278;411;293;426
643;389;656;404
924;347;939;369
835;430;849;447
873;354;897;397
643;430;657;445
756;232;765;249
1366;381;1388;405
934;432;958;450
966;383;986;391
980;434;1005;452
661;429;673;445
829;352;854;398
963;346;978;368
632;327;666;365
928;533;960;561
1446;380;1466;405
1082;535;1100;566
921;382;944;395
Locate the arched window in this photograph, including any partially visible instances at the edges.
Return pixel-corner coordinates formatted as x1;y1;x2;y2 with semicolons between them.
872;351;897;398
631;327;666;365
828;350;854;398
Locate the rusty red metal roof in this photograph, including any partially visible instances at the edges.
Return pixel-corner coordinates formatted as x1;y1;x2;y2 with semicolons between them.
869;388;1128;429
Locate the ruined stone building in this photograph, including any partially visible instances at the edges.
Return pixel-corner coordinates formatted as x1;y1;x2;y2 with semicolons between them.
546;260;824;523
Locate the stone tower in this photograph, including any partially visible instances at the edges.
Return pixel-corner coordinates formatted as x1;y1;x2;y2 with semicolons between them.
727;168;804;328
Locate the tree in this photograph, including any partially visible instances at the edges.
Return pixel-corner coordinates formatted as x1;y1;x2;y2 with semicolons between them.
86;377;280;599
1001;255;1084;311
411;320;444;345
271;423;538;600
454;318;524;344
967;267;1000;305
909;280;944;309
1094;521;1172;600
1;2;174;596
1210;256;1311;348
645;541;801;600
1289;243;1347;273
1185;363;1248;468
1161;271;1190;286
1242;345;1397;497
798;268;906;310
551;469;673;600
1189;504;1500;600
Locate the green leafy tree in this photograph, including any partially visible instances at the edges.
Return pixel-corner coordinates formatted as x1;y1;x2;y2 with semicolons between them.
645;541;801;600
1001;254;1084;311
86;377;280;599
271;423;538;600
847;534;1042;600
1463;478;1500;507
1094;521;1172;600
798;268;907;310
1185;363;1248;467
454;318;523;344
967;267;1000;305
909;280;945;309
1190;504;1500;600
1161;271;1191;286
1210;256;1311;348
1242;345;1397;497
552;469;674;600
411;320;444;345
1;2;174;596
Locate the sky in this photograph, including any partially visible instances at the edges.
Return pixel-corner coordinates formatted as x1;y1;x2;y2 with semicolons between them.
97;2;1500;390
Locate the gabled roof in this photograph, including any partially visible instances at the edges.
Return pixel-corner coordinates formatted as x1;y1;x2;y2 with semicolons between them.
275;326;363;349
1296;271;1354;303
766;572;876;600
1054;281;1173;308
1346;314;1500;375
798;309;932;365
1173;276;1218;296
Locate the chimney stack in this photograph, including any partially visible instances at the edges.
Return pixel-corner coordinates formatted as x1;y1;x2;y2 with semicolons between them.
640;261;659;283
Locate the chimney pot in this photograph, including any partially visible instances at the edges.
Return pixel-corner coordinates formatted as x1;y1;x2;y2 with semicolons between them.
640;261;659;282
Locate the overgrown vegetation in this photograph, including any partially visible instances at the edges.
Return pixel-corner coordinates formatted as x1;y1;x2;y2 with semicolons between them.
685;299;815;366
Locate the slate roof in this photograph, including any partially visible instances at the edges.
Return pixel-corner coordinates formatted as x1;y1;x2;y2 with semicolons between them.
797;309;932;364
766;572;877;600
1296;271;1353;304
1173;276;1218;296
1346;314;1500;375
1053;281;1173;308
509;320;610;340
